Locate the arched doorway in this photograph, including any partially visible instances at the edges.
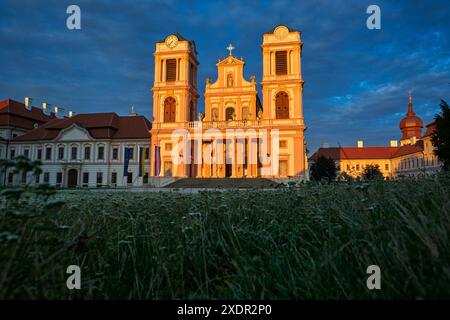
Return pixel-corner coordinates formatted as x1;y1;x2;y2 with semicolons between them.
275;91;289;119
67;169;78;188
164;97;176;122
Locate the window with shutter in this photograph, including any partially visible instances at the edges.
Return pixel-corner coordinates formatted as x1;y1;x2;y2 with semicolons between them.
275;51;287;75
166;59;177;82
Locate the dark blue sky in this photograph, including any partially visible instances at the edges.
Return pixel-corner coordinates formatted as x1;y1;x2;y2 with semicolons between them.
1;0;449;153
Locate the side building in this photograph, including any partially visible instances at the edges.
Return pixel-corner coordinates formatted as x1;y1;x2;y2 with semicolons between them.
309;94;442;178
3;105;152;188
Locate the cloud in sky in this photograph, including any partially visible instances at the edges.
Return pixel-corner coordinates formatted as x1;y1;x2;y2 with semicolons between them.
0;0;449;152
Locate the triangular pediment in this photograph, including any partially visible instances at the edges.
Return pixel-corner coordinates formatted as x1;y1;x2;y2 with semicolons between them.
216;55;245;66
55;123;93;141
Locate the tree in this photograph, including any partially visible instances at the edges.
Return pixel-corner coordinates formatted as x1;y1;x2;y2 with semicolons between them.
1;156;42;186
0;159;15;186
361;164;383;180
310;156;337;181
431;100;450;171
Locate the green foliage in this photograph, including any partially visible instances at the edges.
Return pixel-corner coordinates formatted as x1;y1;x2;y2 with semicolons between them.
1;175;450;299
431;100;450;171
361;164;384;181
1;156;42;186
310;156;337;181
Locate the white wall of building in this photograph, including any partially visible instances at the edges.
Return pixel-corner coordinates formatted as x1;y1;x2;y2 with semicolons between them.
2;125;152;188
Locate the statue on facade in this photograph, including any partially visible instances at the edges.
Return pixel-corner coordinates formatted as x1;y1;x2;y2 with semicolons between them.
198;111;205;121
257;109;263;120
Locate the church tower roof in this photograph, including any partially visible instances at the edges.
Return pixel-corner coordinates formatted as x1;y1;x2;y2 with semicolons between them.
399;93;423;141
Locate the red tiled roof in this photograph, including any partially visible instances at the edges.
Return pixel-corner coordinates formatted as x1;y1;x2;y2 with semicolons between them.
422;121;437;138
391;142;424;158
310;143;427;160
0;99;52;130
13;113;151;142
310;146;399;161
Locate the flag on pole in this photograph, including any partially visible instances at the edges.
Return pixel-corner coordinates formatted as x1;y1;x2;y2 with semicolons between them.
154;145;161;176
123;147;131;176
139;147;147;177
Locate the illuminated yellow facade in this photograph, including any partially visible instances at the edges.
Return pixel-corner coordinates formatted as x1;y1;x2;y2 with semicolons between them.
150;25;307;179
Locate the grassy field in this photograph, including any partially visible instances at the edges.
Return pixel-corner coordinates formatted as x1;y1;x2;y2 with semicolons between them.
1;174;450;299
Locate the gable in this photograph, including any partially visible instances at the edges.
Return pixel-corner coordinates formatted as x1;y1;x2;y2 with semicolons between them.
56;125;92;141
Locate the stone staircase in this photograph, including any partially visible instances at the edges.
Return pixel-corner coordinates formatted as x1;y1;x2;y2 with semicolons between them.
163;178;279;189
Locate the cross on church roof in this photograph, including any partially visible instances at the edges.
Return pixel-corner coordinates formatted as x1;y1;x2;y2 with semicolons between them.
226;44;235;56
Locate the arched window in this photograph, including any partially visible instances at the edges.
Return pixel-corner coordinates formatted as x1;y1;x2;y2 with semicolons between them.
226;107;235;121
275;91;289;119
164;97;176;122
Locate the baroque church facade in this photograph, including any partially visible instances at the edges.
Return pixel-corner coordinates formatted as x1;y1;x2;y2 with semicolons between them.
150;25;307;179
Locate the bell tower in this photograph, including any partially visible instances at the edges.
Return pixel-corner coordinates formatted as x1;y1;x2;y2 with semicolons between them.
260;25;307;178
151;33;199;124
261;25;304;122
150;33;199;177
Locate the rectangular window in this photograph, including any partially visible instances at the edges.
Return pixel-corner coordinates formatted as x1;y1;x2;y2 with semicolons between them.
83;172;89;186
165;143;172;152
98;146;104;160
37;149;42;160
112;147;119;160
24;149;30;159
164;161;172;177
346;164;350;171
45;147;52;160
356;164;360;171
144;148;150;160
279;140;287;148
385;164;389;171
275;51;288;75
127;172;133;184
128;147;134;160
44;172;50;184
96;172;103;186
35;174;40;184
84;146;91;160
56;172;63;185
58;147;64;160
71;147;77;160
166;59;177;82
10;149;15;160
111;172;117;185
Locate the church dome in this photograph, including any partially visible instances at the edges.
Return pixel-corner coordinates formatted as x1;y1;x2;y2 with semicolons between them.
399;94;423;140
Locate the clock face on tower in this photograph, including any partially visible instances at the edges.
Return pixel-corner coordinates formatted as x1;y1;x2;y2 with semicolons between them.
165;35;178;48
